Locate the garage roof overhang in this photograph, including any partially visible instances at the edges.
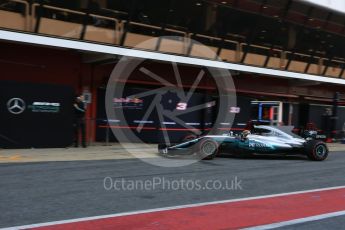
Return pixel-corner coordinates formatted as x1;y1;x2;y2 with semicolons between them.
1;29;345;85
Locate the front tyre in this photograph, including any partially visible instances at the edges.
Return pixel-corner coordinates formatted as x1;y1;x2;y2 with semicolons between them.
195;138;218;160
305;140;328;161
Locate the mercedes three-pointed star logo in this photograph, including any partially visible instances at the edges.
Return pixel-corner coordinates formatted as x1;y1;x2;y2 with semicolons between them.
7;98;26;115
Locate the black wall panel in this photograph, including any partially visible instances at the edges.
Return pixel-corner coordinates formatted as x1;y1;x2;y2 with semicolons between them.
0;81;74;148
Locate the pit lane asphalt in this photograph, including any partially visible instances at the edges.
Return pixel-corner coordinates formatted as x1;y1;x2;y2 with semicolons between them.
277;215;345;230
1;152;345;229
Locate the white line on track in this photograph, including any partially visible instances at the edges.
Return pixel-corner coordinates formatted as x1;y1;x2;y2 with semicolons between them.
243;210;345;230
2;185;345;230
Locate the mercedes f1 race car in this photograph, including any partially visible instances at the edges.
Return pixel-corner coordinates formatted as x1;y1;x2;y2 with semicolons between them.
158;125;329;161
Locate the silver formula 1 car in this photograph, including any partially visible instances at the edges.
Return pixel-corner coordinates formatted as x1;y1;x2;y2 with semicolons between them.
158;125;329;161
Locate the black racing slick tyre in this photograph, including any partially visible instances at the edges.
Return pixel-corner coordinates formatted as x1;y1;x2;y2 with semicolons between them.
195;138;218;160
305;140;329;161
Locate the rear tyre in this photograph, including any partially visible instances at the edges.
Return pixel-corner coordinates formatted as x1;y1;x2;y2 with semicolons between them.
305;140;328;161
195;138;218;160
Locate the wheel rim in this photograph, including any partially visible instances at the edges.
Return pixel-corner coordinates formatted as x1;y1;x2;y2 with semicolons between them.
202;142;216;156
315;145;327;158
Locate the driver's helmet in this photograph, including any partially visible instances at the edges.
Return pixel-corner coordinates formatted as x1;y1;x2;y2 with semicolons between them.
242;130;251;138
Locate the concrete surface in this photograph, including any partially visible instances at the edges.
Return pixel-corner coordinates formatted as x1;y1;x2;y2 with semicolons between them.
0;143;157;163
1;151;345;228
0;142;344;164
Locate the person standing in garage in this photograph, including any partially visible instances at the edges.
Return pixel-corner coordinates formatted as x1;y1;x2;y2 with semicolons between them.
74;94;87;148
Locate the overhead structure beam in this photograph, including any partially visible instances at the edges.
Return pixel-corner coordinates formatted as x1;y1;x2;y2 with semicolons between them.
264;0;293;68
285;6;314;70
304;11;333;73
240;0;267;63
339;65;345;78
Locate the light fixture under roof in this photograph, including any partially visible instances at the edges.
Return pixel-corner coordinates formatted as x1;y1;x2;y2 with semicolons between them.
221;1;227;4
196;2;202;6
